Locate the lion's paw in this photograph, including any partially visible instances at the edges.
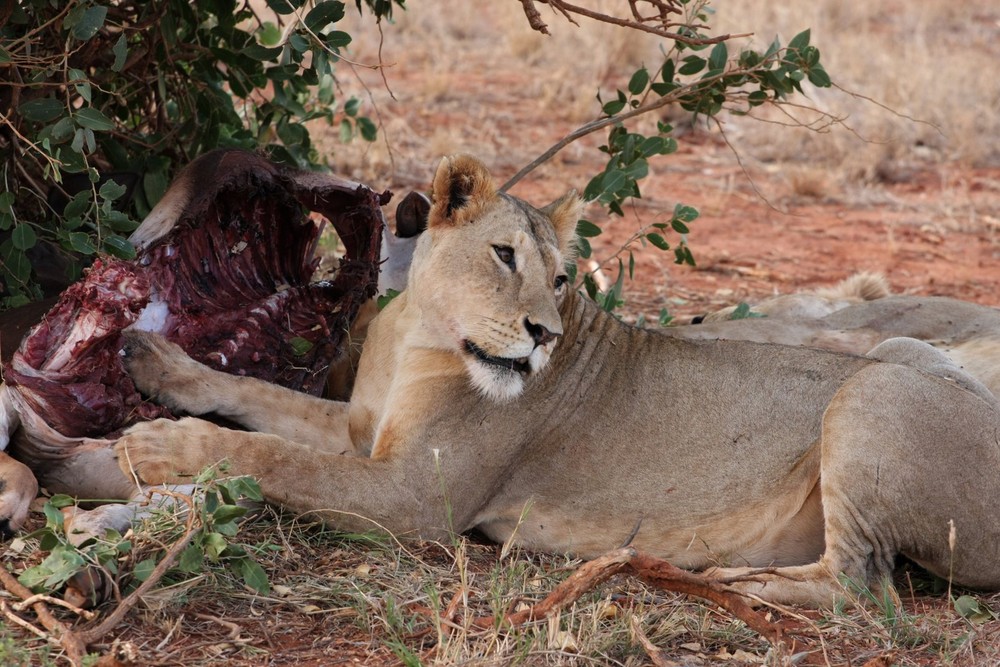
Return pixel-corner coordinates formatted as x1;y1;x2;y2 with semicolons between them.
0;453;38;538
121;330;210;414
116;417;221;485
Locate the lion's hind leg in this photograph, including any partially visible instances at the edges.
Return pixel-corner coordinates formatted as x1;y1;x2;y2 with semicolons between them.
716;354;1000;608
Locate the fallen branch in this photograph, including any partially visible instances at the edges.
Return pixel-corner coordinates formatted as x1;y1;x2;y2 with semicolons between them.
627;551;782;642
0;565;87;664
412;547;786;646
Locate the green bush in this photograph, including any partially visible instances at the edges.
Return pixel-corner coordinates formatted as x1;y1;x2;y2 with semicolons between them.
0;0;400;308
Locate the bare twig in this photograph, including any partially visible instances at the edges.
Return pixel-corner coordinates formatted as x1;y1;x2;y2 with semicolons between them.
630;614;682;667
0;566;87;664
13;593;97;620
519;0;550;34
520;0;751;46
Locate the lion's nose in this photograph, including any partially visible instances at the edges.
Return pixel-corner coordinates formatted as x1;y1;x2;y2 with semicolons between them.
525;318;560;347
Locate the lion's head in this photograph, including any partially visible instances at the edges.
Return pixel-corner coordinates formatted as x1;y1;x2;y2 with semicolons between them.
405;155;581;401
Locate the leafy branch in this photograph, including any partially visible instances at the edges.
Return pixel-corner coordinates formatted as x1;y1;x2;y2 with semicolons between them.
506;1;834;318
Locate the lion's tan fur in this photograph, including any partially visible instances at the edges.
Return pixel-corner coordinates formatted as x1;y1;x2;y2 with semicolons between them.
110;155;1000;608
700;272;891;322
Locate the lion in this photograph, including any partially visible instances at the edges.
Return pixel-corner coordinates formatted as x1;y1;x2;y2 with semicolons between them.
68;154;1000;607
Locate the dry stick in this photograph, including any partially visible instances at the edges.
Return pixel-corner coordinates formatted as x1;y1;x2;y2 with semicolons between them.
629;614;676;667
459;548;784;645
523;0;750;46
0;566;87;664
518;0;550;35
627;551;783;643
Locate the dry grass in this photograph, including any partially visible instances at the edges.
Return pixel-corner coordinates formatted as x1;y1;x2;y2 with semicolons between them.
5;504;1000;666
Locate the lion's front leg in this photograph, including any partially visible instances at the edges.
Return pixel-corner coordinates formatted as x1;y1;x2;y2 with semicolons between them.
115;417;487;541
122;331;356;454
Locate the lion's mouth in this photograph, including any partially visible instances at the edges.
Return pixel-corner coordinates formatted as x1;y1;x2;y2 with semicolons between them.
463;340;531;374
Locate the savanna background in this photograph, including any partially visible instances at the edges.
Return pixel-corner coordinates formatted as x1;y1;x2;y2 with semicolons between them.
3;0;1000;665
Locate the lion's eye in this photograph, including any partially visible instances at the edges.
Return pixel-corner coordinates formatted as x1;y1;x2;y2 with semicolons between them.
493;245;516;270
554;275;568;292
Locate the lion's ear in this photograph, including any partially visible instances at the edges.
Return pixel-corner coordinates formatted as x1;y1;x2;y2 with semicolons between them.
542;189;583;257
428;154;497;228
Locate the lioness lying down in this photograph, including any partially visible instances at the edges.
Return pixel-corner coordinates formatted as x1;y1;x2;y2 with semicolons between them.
116;155;1000;608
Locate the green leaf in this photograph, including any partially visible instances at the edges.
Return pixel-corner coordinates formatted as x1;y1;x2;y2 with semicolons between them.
602;99;626;116
729;302;766;320
322;30;352;49
70;68;91;103
596;170;626;200
673;204;700;223
377;288;400;311
708;42;728;71
305;1;346;32
622;159;648;181
788;28;811;52
807;65;831;88
289;336;314;356
0;192;13;215
72;6;108;41
576;219;602;238
627;68;649;96
202;532;228;561
258;22;282;46
143;170;169;208
357;116;377;142
266;0;306;15
75;108;115;131
99;178;127;202
645;233;670;250
242;43;283;61
63;191;92;219
133;557;158;582
1;242;31;283
0;46;10;64
112;34;128;72
678;56;705;76
18;98;64;123
660;59;675;83
339;118;354;143
344;97;361;117
12;224;37;251
178;544;205;573
68;231;97;255
239;558;270;593
213;504;249;525
955;595;995;623
748;90;768;107
102;234;136;259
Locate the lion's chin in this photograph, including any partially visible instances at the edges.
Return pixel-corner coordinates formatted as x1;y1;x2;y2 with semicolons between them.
461;340;552;402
